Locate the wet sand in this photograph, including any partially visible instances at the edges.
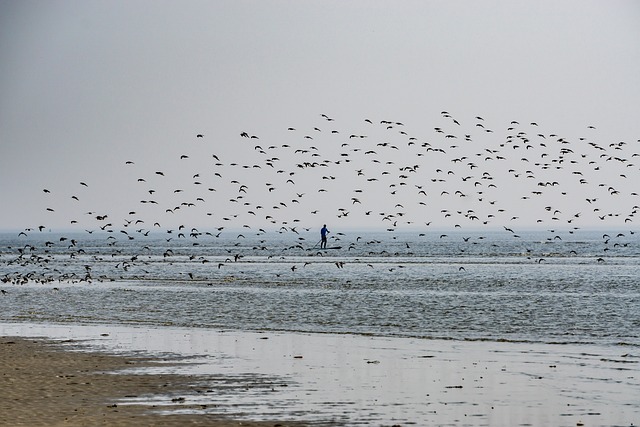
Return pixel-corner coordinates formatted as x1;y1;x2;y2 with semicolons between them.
0;337;304;427
1;323;638;426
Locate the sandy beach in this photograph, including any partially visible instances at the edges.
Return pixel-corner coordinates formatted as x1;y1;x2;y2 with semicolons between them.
0;336;305;427
1;323;638;426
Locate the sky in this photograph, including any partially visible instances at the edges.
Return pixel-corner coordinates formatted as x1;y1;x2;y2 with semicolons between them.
1;0;640;235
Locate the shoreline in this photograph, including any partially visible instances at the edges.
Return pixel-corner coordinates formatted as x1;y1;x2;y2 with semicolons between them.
1;322;638;426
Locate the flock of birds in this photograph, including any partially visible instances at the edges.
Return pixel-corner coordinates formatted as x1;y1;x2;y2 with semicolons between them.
2;111;640;286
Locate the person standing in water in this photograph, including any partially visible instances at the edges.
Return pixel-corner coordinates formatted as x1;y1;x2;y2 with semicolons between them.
320;224;329;249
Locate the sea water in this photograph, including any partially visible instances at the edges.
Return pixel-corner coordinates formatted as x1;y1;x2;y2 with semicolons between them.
1;229;639;347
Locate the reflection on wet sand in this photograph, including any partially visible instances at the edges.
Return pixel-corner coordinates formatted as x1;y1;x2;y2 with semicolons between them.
1;323;637;426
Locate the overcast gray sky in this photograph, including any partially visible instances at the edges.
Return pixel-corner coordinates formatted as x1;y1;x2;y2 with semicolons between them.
1;1;640;234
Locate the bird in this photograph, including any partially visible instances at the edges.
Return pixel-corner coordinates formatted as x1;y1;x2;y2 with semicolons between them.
20;110;640;284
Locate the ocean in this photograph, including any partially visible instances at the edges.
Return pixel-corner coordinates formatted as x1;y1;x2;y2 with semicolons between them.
2;228;639;348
